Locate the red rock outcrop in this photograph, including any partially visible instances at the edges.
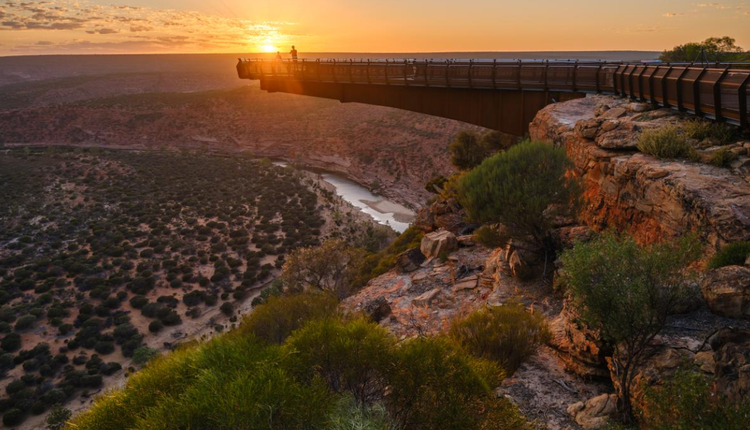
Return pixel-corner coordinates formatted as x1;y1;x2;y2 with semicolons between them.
529;95;750;250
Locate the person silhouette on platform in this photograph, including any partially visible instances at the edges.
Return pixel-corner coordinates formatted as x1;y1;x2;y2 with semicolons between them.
274;51;283;74
290;46;298;62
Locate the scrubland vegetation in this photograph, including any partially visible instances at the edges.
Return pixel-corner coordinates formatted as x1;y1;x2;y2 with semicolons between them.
67;293;532;430
0;147;330;426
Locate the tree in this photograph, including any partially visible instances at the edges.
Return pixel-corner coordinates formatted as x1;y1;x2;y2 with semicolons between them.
46;404;72;430
449;131;486;170
458;140;581;247
448;131;518;171
560;232;701;424
132;346;158;366
281;239;367;299
660;36;748;62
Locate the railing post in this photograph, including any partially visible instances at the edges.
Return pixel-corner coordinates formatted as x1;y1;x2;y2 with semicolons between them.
636;66;647;101
366;59;371;84
491;59;497;90
692;67;708;117
404;59;409;86
385;59;389;85
739;73;750;129
424;60;430;86
349;59;353;83
316;59;321;82
445;60;450;87
517;60;522;89
627;66;638;99
595;63;603;93
543;60;549;92
661;65;673;107
675;66;690;112
468;59;473;88
713;66;730;122
648;65;659;105
572;60;578;92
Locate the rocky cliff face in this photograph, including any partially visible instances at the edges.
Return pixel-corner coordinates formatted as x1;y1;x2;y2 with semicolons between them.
529;95;750;251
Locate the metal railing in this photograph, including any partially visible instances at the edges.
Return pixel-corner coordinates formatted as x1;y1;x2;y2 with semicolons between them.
237;59;750;128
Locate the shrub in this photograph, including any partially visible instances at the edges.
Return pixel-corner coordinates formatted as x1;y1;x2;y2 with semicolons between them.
561;232;701;423
708;241;750;269
2;333;22;352
326;395;397;430
219;302;234;316
132;347;159;366
449;131;486;170
239;293;339;344
14;315;36;331
45;404;71;430
683;119;736;145
148;320;164;333
386;336;517;430
458;140;581;246
708;147;738;168
2;408;23;426
284;318;394;405
281;239;367;299
637;125;698;160
449;303;550;373
472;225;509;249
640;367;750;430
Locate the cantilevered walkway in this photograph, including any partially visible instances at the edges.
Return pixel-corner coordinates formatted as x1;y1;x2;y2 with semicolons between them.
237;59;750;136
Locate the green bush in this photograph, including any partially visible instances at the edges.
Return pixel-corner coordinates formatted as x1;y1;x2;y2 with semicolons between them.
683;119;736;145
561;232;701;422
326;395;397;430
472;225;509;249
449;303;550;374
448;131;518;171
3;408;23;426
708;147;737;168
708;241;750;269
640;367;750;430
239;293;339;344
132;347;159;366
284;318;394;405
458;140;581;245
387;336;521;430
637;125;698;160
14;314;36;331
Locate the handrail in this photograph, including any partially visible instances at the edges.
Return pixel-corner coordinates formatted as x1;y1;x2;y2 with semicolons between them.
237;58;750;128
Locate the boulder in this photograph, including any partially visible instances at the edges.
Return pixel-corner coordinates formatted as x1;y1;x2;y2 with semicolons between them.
362;297;392;323
503;239;542;280
551;225;594;250
412;287;442;307
710;328;750;402
566;393;618;430
701;266;750;320
414;197;468;234
549;302;611;378
420;230;458;259
395;248;425;273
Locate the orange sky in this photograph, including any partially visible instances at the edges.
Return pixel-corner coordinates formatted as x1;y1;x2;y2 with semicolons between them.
0;0;748;55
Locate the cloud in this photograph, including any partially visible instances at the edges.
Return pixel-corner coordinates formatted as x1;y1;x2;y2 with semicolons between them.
697;3;727;9
662;12;685;17
86;28;119;35
1;0;306;53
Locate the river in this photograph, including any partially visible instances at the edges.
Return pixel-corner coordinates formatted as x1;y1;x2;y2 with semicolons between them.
274;162;415;233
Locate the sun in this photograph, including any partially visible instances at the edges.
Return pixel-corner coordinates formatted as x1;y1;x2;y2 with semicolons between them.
260;44;278;53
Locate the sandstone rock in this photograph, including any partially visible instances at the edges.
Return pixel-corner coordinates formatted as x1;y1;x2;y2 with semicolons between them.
504;239;542;280
530;95;750;249
549;302;611;378
601;107;627;119
745;255;750;267
701;266;750;320
412;287;442;307
575;118;602;140
566;393;618;430
420;230;458;259
710;328;750;402
453;274;479;292
362;297;392;322
626;102;652;113
694;350;715;374
395;248;425;273
457;235;475;247
551;225;594;250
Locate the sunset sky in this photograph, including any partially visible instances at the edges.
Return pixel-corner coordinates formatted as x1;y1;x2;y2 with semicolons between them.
0;0;749;56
